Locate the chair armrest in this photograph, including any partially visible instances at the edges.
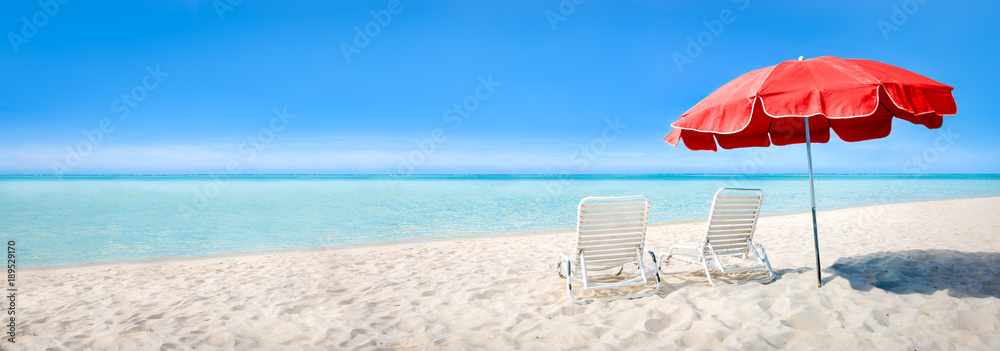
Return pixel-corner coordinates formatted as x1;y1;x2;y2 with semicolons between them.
646;249;663;271
558;251;570;262
557;252;574;278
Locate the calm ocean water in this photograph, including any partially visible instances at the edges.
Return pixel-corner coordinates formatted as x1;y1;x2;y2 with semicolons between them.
3;174;999;268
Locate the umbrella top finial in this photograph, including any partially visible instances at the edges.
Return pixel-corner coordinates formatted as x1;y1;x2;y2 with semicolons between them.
798;56;804;61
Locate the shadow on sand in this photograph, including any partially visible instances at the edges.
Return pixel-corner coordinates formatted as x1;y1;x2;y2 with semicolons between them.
826;249;1000;298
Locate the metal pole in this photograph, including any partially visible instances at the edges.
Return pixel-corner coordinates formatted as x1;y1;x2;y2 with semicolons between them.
803;116;822;287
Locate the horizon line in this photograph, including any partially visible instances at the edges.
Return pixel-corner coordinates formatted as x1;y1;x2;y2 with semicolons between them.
2;173;999;177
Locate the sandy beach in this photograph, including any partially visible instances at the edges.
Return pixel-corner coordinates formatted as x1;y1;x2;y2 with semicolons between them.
15;197;1000;350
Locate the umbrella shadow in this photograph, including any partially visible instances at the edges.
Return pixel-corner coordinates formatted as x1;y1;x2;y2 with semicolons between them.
825;249;1000;298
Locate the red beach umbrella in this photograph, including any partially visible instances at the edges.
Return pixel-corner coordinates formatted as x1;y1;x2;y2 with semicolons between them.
664;56;957;287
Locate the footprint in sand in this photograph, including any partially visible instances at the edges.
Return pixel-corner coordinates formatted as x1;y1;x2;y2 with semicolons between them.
283;304;307;315
349;328;370;338
161;342;182;349
781;311;829;333
516;313;541;322
644;318;669;333
559;306;580;317
474;290;499;300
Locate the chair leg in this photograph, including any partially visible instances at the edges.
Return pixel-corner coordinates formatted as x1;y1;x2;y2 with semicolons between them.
564;253;662;304
564;259;595;304
703;248;776;287
648;250;662;294
703;260;722;288
752;243;775;284
648;250;661;284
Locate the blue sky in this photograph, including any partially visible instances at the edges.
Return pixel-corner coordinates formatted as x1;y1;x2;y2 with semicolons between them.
1;0;997;174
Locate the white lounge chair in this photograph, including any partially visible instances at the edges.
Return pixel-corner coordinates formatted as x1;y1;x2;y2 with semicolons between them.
662;188;774;287
558;195;661;304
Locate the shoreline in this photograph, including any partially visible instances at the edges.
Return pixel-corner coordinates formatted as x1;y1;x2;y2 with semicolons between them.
18;196;1000;349
19;196;1000;271
22;195;1000;272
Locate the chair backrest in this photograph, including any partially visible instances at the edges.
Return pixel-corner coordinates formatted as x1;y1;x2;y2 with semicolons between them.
702;188;763;255
575;195;650;267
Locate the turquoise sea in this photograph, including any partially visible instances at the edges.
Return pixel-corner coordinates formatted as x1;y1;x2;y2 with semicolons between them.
3;174;999;268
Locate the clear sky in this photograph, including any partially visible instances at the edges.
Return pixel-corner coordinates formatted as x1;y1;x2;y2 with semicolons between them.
1;0;997;174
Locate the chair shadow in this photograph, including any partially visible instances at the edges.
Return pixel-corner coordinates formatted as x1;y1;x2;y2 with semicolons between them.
658;262;778;288
825;249;1000;298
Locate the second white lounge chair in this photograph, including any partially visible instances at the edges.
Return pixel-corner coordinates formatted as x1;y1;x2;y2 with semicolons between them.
558;195;661;304
662;188;774;287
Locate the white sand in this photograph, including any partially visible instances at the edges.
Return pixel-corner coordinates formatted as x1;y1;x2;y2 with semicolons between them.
15;197;1000;350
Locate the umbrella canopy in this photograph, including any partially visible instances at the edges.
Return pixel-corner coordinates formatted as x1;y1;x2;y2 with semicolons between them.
663;56;957;287
664;56;956;151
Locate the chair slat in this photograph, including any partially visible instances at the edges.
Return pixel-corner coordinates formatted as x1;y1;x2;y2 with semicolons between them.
711;210;757;216
710;218;756;225
716;195;761;200
579;201;647;209
586;255;637;264
580;242;643;251
579;227;645;237
714;200;760;205
708;233;751;241
586;249;639;259
580;212;646;221
580;241;641;255
580;207;646;215
711;240;749;248
710;238;750;245
713;205;760;211
711;247;749;255
707;228;753;235
588;257;636;264
580;216;644;225
579;222;644;231
579;230;644;239
709;222;754;227
579;236;643;246
708;223;753;230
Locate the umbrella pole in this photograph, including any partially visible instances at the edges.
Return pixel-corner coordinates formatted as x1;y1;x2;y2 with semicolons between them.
803;117;822;287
